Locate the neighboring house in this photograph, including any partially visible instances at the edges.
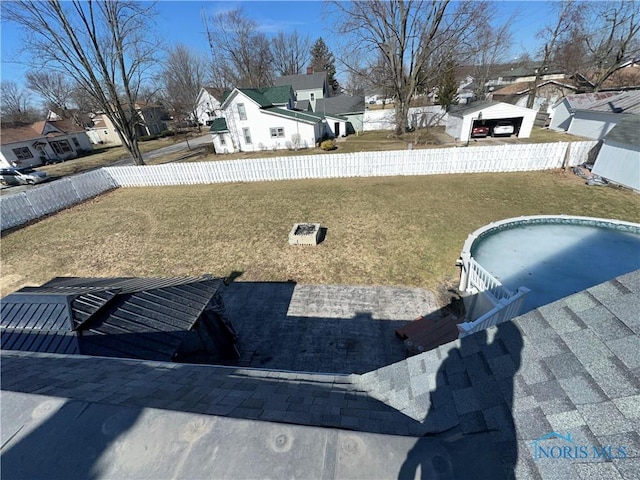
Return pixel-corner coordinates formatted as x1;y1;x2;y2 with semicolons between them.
446;101;537;142
315;95;365;135
211;86;330;153
548;92;619;132
0;119;93;168
0;276;239;364
194;87;223;126
490;80;580;113
86;102;169;145
592;115;640;191
134;101;168;136
567;90;640;140
273;69;330;111
486;65;567;89
87;113;121;145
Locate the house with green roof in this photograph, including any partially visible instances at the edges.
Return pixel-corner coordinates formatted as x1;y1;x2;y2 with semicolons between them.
210;86;346;153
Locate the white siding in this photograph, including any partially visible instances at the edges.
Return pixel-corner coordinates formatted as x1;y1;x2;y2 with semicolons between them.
592;141;640;191
447;103;537;141
0;142;42;168
568;111;621;140
549;99;572;131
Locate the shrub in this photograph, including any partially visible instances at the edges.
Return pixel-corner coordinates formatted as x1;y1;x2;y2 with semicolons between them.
138;134;155;142
320;139;336;151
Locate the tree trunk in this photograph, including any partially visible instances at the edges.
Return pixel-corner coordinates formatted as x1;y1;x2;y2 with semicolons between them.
395;98;411;136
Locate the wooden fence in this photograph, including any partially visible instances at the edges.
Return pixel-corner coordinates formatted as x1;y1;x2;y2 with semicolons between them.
104;141;597;187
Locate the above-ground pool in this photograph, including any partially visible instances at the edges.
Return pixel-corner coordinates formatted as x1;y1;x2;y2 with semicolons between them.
463;216;640;313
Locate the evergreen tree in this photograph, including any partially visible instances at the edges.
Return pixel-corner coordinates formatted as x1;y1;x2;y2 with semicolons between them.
436;61;458;112
310;38;339;94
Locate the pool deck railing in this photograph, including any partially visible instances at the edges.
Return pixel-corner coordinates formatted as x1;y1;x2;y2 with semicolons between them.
458;286;530;338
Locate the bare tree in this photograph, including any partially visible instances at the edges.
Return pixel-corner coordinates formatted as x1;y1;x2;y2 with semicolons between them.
527;1;583;108
4;1;161;165
160;44;207;130
271;30;311;76
332;0;483;135
205;8;273;88
0;81;41;124
25;71;76;113
571;1;640;91
469;12;514;100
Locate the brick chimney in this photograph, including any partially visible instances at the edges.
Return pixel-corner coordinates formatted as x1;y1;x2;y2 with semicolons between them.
307;66;313;75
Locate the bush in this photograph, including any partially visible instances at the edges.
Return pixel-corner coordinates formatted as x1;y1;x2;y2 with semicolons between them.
138;135;155;142
159;130;176;138
320;139;336;151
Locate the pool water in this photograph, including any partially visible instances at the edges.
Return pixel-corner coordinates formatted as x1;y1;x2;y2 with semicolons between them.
472;223;640;313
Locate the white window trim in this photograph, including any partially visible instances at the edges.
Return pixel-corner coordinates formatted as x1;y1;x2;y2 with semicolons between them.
237;103;247;121
12;147;33;160
269;127;285;138
242;127;252;144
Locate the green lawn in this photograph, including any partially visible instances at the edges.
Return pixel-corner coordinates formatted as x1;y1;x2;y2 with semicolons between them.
2;170;638;301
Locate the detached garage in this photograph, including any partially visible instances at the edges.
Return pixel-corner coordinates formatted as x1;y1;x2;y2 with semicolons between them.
446;101;537;142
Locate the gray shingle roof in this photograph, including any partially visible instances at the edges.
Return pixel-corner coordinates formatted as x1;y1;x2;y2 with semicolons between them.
274;72;327;91
1;270;638;478
315;95;365;115
586;90;640;114
603;114;640;147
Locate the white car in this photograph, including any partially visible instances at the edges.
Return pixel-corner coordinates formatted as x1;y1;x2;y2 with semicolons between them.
492;121;514;137
0;167;48;186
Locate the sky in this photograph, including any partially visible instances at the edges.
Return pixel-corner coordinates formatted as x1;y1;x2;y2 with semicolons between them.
0;1;553;97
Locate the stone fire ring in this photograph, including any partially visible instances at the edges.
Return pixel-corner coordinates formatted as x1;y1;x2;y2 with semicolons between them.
289;223;321;245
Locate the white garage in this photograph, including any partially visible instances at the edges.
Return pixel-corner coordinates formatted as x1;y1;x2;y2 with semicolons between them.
446;101;537;142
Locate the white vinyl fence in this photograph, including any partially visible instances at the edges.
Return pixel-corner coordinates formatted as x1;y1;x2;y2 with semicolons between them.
105;141;597;187
0;169;116;230
1;141;597;230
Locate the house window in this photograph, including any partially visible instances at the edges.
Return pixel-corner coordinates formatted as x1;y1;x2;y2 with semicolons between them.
50;140;73;155
310;93;315;101
242;128;252;144
270;127;285;138
237;103;247;121
72;137;80;147
12;147;33;160
220;136;226;146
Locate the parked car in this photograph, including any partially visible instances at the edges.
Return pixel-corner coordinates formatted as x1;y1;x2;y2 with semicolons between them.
0;167;48;186
471;125;490;138
492;121;515;137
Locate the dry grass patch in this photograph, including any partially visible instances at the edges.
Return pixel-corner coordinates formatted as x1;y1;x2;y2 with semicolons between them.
2;170;638;297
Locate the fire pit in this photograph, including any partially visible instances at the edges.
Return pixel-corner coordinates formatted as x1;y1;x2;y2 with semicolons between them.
288;223;321;245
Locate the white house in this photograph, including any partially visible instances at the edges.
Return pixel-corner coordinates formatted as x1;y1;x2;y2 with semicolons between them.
315;96;365;135
194;87;222;126
0;119;93;168
210;86;330;153
592;115;640;191
445;101;537;142
549;92;618;132
567;90;640;140
273;70;329;111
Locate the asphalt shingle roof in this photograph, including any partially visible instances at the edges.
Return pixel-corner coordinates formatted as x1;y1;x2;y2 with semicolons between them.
315;95;365;115
274;72;327;91
603;114;640;147
1;269;638;478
